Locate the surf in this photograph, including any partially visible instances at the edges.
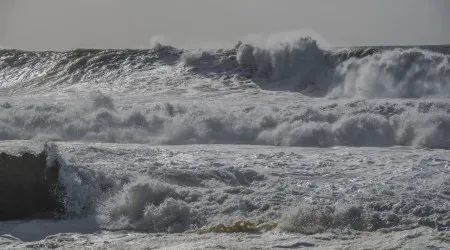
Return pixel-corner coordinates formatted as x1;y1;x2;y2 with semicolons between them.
1;37;449;99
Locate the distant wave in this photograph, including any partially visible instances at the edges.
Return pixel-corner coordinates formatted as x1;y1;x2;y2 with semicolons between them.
1;92;449;149
1;38;449;98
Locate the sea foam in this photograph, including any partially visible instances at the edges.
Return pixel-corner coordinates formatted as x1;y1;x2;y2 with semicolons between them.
0;92;449;149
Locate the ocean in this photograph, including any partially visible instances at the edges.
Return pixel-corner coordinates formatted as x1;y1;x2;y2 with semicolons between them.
0;37;449;249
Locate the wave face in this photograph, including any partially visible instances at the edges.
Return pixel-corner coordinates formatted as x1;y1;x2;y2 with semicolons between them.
1;38;449;98
1;92;450;149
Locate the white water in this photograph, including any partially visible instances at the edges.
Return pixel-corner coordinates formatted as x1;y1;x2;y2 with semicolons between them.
0;36;449;249
1;91;450;149
0;141;449;249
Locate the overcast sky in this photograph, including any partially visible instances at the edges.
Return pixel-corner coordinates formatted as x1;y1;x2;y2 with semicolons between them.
0;0;449;50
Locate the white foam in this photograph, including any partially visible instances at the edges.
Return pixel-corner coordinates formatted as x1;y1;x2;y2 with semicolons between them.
236;36;332;92
96;177;195;232
1;93;449;149
44;142;118;217
2;37;449;99
234;38;450;98
330;49;450;98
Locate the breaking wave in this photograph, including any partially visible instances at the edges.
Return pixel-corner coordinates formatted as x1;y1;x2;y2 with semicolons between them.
1;37;449;98
1;92;450;149
2;143;449;236
2;34;450;243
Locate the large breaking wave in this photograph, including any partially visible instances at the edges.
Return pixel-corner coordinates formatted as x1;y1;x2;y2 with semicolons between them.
1;37;449;98
2;35;450;244
1;92;449;149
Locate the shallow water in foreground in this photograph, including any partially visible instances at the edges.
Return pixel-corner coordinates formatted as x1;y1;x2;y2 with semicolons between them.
0;141;449;249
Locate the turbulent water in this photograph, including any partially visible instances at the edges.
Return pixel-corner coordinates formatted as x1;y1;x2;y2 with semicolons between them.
0;37;449;249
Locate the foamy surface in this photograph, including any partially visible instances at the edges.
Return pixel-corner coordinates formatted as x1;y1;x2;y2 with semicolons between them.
0;37;449;249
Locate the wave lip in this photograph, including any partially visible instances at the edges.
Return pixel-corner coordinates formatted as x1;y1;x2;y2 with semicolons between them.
232;38;450;98
96;177;197;233
1;39;450;98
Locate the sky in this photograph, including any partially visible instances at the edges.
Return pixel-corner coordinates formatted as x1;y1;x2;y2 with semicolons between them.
0;0;449;50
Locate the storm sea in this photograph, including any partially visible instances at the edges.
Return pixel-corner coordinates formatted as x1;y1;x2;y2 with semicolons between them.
0;37;449;249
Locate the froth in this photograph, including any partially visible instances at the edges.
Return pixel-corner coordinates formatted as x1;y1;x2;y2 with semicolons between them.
234;38;450;98
331;49;450;98
1;93;450;149
96;178;196;232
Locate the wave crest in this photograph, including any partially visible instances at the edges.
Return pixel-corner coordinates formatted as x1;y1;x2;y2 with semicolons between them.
331;49;450;98
1;38;449;98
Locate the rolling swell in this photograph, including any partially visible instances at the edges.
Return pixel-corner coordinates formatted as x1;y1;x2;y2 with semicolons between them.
0;46;183;89
1;38;449;98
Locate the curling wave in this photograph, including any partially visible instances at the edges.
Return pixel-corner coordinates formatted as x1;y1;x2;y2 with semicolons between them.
1;37;449;98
